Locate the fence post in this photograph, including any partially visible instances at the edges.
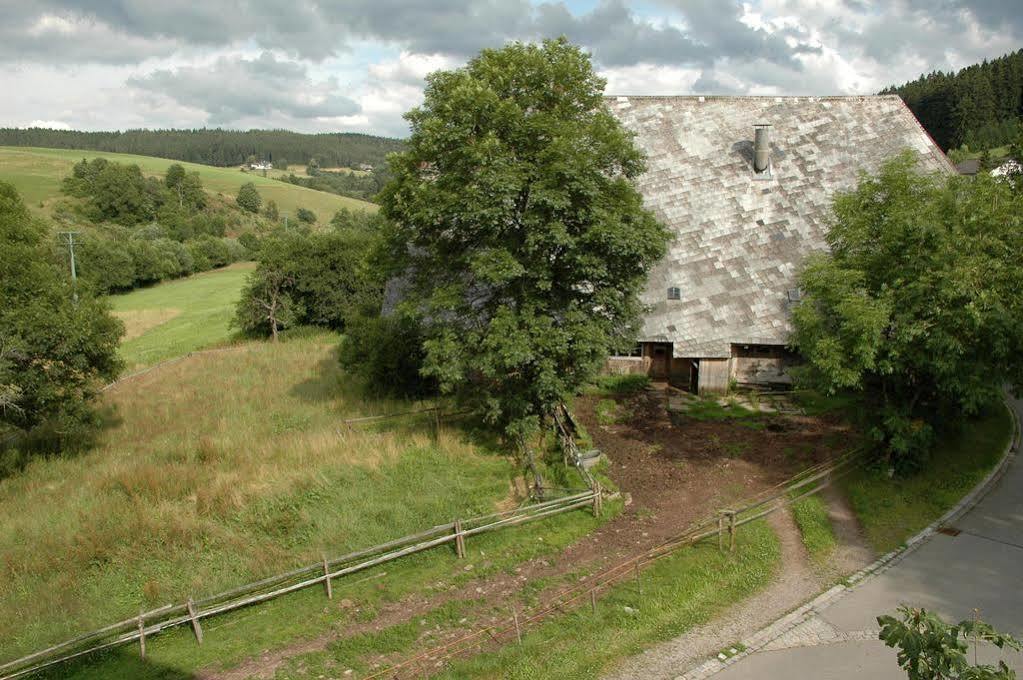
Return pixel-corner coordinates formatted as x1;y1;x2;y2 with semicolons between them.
187;597;204;644
592;481;602;517
728;510;736;552
513;607;522;644
322;554;333;600
718;513;725;552
454;519;466;559
590;589;597;615
137;612;146;659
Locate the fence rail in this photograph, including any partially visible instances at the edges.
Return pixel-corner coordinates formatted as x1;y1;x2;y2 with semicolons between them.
361;449;865;678
0;487;600;680
1;401;860;679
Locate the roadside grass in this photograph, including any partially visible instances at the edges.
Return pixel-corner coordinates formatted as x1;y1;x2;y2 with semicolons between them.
790;494;837;562
0;146;376;221
681;396;762;424
0;331;563;668
109;262;254;370
840;400;1014;554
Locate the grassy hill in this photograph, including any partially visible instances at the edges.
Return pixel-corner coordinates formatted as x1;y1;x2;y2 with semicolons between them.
109;262;255;371
0;146;377;219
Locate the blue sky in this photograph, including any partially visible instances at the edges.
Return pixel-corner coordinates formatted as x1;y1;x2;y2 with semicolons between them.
0;1;1019;138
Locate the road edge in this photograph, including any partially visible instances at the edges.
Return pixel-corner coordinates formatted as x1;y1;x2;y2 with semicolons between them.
681;394;1021;680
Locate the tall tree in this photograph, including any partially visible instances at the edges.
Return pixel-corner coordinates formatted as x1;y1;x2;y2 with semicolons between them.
379;38;669;453
790;154;1023;467
0;181;123;435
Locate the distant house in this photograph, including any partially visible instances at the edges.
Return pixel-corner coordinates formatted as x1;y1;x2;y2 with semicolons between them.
604;95;954;393
250;161;273;171
357;163;374;172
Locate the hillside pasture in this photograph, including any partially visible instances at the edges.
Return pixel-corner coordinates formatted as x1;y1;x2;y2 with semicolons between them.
0;332;529;667
109;262;254;370
0;146;377;220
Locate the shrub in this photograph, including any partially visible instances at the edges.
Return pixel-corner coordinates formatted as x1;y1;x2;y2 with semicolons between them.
340;311;435;397
236;182;261;213
296;207;316;224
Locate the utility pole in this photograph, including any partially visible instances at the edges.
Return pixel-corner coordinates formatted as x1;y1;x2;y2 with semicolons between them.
58;231;79;302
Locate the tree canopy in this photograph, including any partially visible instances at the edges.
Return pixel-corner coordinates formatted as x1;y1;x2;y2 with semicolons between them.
378;38;669;445
790;154;1023;466
0;181;123;436
882;48;1023;152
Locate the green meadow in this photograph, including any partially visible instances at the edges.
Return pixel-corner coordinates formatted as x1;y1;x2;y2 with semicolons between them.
109;262;254;371
0;146;377;220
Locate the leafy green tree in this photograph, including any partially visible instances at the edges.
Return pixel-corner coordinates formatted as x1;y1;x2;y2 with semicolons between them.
378;38;669;452
296;207;316;224
791;154;1023;467
0;182;122;435
879;606;1021;679
165;163;186;189
236;182;261;213
234;236;302;341
306;157;320;176
64;160;163;224
263;199;280;221
77;235;136;292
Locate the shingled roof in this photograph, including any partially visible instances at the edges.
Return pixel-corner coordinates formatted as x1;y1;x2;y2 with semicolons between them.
607;95;954;358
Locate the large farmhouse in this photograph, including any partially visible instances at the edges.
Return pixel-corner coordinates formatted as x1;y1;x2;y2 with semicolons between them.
605;95;954;393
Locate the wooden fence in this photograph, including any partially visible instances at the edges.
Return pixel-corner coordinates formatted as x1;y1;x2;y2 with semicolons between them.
0;486;601;680
0;402;860;679
360;448;865;679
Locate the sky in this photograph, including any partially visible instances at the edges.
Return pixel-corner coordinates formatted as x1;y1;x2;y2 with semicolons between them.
1;0;1020;139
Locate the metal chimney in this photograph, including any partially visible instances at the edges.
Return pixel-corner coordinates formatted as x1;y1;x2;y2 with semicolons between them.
753;124;771;173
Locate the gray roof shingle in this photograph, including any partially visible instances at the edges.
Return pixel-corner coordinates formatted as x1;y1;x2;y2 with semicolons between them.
607;95;953;358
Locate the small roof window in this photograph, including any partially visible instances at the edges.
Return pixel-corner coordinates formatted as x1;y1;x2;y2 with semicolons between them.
667;286;681;300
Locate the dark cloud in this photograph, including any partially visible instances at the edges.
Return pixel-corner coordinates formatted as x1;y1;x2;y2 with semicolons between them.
127;52;359;124
0;0;815;69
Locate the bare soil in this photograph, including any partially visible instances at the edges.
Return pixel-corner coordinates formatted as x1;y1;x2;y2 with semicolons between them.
201;387;854;680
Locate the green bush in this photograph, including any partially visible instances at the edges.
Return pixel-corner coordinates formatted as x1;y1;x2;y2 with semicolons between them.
340;311;435;398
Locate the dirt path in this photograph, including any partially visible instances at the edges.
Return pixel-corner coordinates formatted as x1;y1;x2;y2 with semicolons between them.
200;389;853;680
603;482;875;680
603;506;819;680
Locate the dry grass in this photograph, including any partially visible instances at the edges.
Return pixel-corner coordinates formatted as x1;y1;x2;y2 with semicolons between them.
0;331;515;661
112;308;181;342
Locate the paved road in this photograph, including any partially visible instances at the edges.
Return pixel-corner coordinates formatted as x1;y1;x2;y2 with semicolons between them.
713;395;1023;680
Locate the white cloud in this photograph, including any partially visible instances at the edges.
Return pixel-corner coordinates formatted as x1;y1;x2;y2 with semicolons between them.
28;120;72;130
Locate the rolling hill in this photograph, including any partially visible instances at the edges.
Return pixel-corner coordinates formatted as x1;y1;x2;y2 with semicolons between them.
0;146;377;218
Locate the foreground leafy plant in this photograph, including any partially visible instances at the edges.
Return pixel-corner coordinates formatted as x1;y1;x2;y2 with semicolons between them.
878;606;1021;680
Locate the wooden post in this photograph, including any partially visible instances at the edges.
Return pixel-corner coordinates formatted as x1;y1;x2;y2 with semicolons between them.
137;612;146;659
590;589;597;615
513;607;522;644
323;554;333;600
592;481;602;517
187;597;204;644
718;513;725;552
454;519;466;559
728;511;736;553
635;562;642;595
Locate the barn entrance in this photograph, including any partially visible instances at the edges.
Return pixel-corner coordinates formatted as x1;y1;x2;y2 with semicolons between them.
646;343;672;380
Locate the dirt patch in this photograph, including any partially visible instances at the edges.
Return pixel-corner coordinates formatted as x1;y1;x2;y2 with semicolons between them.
114;308;181;341
200;388;853;679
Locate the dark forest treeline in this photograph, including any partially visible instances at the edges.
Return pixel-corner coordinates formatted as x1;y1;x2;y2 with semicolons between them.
0;128;404;169
881;49;1023;152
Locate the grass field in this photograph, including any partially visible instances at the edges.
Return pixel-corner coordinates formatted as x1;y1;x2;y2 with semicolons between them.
0;331;605;673
0;146;377;220
841;400;1013;553
109;262;254;370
